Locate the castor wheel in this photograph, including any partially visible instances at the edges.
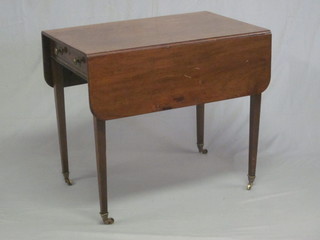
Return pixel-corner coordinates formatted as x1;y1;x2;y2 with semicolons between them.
63;172;73;186
100;212;114;225
247;175;255;190
197;144;208;154
200;148;208;154
103;217;114;225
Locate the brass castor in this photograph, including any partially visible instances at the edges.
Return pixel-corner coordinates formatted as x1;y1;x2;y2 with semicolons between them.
247;175;255;190
197;144;208;154
100;212;114;225
63;172;73;186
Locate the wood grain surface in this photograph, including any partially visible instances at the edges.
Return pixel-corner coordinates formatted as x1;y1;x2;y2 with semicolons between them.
88;33;271;120
42;11;268;55
42;11;271;120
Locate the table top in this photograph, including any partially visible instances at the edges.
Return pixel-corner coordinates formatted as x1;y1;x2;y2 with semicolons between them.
43;11;271;120
42;11;269;55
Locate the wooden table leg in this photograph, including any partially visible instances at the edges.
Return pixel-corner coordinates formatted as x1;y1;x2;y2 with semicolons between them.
93;116;114;224
196;104;208;154
247;94;261;190
52;60;72;185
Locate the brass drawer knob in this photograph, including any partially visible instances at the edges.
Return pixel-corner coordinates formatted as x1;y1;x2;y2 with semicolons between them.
54;47;68;56
73;57;86;65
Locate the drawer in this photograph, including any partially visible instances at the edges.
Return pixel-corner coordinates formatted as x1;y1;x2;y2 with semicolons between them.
51;41;87;78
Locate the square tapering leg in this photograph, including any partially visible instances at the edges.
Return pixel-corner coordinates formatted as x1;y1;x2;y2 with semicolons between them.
247;94;261;190
93;116;114;224
196;104;208;154
52;60;72;185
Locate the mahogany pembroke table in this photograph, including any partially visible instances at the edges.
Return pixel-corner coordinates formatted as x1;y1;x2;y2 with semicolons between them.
42;11;271;224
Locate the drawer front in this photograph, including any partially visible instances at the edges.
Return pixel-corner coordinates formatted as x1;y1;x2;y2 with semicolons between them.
51;41;87;78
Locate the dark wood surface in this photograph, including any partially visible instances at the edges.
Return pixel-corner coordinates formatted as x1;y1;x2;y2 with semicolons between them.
196;104;207;154
42;11;271;120
42;11;268;55
249;94;262;177
88;34;270;120
52;60;70;175
93;116;108;214
42;35;87;87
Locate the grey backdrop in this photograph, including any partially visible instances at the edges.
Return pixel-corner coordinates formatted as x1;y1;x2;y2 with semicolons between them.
1;0;319;239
